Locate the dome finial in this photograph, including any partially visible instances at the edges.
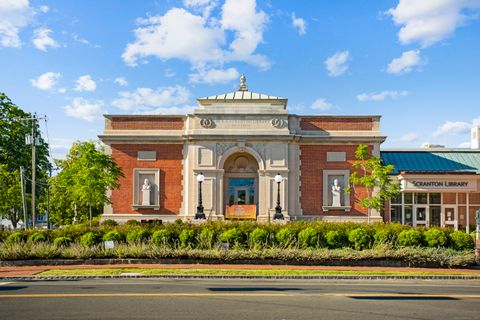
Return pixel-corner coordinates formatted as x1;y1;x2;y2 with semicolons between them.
238;74;248;91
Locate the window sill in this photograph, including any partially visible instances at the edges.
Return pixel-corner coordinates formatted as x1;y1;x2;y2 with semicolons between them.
322;206;351;212
132;205;160;210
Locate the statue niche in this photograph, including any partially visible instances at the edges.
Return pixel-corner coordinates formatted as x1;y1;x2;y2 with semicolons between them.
224;154;258;174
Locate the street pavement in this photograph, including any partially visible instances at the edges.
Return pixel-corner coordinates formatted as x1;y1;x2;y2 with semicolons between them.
1;278;480;319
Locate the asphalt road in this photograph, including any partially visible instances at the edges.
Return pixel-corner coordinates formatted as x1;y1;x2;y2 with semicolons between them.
1;278;480;320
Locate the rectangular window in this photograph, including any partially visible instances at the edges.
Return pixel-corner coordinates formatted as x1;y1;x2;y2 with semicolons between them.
415;193;428;204
404;205;413;225
429;206;442;226
429;193;441;204
390;205;402;223
391;194;402;204
404;193;413;204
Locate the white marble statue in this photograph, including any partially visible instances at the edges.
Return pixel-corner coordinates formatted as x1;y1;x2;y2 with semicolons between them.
141;178;151;205
331;178;342;207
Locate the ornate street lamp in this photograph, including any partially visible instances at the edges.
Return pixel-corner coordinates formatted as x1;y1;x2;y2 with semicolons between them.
195;172;206;219
273;173;284;220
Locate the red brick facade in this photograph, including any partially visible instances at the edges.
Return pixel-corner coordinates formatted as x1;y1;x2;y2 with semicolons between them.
300;117;374;131
110;144;183;215
299;144;370;216
110;116;185;130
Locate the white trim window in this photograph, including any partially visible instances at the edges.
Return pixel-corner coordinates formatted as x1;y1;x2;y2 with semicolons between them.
322;169;351;211
132;168;160;209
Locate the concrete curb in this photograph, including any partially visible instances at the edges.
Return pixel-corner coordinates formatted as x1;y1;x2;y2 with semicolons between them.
2;274;480;281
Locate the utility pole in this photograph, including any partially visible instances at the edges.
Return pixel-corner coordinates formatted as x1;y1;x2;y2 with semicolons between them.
31;113;37;229
20;166;28;230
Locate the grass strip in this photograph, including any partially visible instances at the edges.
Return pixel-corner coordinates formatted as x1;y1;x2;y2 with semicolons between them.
38;268;479;277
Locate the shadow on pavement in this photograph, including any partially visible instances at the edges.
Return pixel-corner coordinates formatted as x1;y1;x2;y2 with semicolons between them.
208;287;303;292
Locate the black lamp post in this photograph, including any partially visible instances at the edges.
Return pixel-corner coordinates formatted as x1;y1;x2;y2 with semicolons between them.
273;173;284;220
195;172;206;219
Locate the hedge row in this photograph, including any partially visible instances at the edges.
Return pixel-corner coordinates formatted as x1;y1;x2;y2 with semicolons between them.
0;221;474;251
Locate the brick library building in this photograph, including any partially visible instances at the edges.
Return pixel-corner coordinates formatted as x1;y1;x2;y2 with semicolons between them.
99;77;480;231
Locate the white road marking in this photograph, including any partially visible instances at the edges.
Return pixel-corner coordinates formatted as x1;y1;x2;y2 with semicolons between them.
0;282;14;286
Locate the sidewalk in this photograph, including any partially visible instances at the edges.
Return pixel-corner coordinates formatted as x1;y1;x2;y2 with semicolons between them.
2;263;480;278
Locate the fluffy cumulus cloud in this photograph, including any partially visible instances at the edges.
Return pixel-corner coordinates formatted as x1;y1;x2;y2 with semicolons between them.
112;86;192;114
30;71;61;91
387;50;424;74
189;67;239;84
310;98;333;111
324;51;349;77
0;0;34;48
357;90;408;102
32;27;59;51
398;133;419;142
114;77;128;87
74;75;96;92
291;12;306;35
387;0;480;47
64;97;105;122
432;116;480;137
122;0;269;83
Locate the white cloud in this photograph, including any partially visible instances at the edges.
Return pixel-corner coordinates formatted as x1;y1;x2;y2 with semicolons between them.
30;72;61;91
64;97;105;122
74;75;97;92
398;133;418;142
387;0;480;47
458;141;471;148
123;0;269;74
189;67;239;84
311;98;333;111
387;50;424;74
183;0;218;17
291;12;306;35
0;0;34;48
357;90;408;102
432;117;480;138
32;28;59;51
114;77;128;87
324;51;349;77
165;68;176;78
112;86;191;114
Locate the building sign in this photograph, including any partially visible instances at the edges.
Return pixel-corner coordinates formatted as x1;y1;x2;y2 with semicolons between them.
401;179;477;191
225;205;257;219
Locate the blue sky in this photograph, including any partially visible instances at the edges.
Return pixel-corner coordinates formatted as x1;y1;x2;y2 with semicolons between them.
1;0;479;159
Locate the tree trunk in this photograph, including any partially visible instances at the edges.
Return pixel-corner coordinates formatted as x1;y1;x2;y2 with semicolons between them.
89;204;92;227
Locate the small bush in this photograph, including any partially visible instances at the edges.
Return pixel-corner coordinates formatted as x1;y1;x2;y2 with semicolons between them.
152;229;174;246
297;227;318;248
219;228;245;246
325;230;344;249
126;229;149;244
102;230;123;242
248;227;270;248
197;228;216;249
80;232;101;247
101;219;118;227
449;231;474;250
374;229;394;245
28;232;48;244
179;229;196;247
423;228;448;248
125;220;140;226
275;227;296;248
53;236;72;247
5;232;25;244
348;228;372;250
397;229;423;247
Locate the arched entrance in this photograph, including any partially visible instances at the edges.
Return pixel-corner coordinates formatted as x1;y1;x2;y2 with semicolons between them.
222;152;259;219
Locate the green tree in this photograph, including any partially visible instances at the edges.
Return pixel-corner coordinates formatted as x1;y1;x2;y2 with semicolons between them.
0;165;24;228
51;141;124;226
346;144;400;223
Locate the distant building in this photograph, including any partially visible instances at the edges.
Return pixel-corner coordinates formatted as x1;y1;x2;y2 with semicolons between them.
99;76;480;231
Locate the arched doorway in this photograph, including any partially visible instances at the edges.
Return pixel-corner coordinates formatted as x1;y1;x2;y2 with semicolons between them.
223;152;259;219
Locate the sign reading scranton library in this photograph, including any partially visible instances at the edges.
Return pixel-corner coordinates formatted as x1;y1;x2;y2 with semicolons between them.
402;179;477;191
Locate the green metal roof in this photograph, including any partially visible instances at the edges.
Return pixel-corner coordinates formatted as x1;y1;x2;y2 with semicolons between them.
380;149;480;175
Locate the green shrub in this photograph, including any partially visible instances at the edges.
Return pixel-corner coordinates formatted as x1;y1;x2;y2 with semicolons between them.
80;232;101;247
449;231;474;250
179;229;196;247
53;236;72;246
101;219;118;227
28;232;48;244
248;227;270;248
102;230;123;242
275;227;296;248
152;229;174;246
423;228;448;248
297;227;318;248
219;228;245;246
197;228;216;249
125;220;140;226
374;229;394;245
126;229;149;244
5;231;25;244
325;230;344;249
397;229;423;247
348;228;372;250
